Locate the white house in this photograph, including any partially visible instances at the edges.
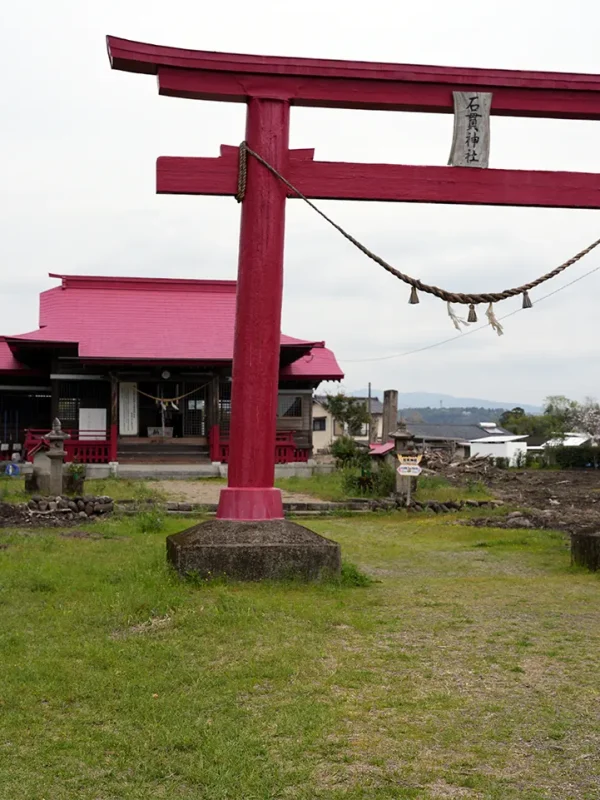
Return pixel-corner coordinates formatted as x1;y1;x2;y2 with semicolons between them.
312;395;384;453
403;421;521;460
469;434;528;466
527;432;592;456
543;432;592;448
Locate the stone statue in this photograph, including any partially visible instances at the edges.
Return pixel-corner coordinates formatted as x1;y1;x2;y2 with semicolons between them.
46;418;70;495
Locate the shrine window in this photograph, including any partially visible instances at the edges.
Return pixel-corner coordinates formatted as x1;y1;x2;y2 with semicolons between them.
313;417;327;432
278;396;303;418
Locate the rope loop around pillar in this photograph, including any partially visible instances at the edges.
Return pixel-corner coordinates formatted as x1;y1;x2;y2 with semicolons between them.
235;141;248;203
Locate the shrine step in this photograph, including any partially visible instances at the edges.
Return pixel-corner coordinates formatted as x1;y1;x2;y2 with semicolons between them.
117;441;210;464
117;455;211;465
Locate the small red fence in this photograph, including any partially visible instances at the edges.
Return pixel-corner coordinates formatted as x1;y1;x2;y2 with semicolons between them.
24;427;310;465
209;427;309;464
24;429;117;464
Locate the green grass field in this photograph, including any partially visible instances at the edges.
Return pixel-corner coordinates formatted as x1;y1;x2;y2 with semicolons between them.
0;475;167;504
275;473;492;504
1;472;492;506
1;513;599;799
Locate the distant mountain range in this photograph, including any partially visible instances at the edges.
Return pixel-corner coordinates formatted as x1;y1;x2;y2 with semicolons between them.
350;390;541;415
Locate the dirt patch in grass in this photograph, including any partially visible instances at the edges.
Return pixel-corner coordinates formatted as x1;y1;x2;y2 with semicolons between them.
154;478;324;505
427;780;481;798
439;468;600;535
0;502;82;529
112;614;173;639
59;529;103;540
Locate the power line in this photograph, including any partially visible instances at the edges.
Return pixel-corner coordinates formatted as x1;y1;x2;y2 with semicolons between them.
342;262;600;364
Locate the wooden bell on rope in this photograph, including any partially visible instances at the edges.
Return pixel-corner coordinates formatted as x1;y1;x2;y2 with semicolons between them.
467;303;478;323
409;286;419;304
522;291;533;309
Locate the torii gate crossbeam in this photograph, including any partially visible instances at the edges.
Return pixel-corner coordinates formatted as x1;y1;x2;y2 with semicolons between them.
107;37;600;521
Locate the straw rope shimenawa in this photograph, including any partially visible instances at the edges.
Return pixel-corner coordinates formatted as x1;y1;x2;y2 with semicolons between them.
136;381;212;407
235;141;600;333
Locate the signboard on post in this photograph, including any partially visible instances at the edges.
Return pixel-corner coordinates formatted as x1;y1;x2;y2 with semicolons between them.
396;454;422;476
397;463;422;477
396;454;422;506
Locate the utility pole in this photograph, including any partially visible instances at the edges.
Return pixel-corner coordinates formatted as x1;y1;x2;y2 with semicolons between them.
368;382;372;443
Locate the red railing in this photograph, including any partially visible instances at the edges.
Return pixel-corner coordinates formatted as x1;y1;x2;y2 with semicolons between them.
24;429;116;464
209;426;309;464
24;426;308;465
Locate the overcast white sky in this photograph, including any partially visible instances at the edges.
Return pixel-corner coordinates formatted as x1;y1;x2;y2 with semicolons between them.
2;0;600;405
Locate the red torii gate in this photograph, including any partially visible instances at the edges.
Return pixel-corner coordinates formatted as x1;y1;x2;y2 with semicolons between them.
107;37;600;521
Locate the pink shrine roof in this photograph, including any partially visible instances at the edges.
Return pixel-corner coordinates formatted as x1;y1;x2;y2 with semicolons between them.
0;339;30;373
279;345;343;381
4;274;343;381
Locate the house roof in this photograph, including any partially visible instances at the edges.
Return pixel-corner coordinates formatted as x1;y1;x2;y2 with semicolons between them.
470;435;528;443
545;432;591;448
3;274;344;380
403;423;514;441
369;442;395;456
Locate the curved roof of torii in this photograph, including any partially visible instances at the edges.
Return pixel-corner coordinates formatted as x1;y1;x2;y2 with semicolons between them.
1;274;343;381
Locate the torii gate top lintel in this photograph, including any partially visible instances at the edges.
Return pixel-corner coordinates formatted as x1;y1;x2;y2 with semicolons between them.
107;36;600;119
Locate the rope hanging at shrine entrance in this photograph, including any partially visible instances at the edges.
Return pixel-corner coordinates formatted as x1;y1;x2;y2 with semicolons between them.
136;381;211;411
235;141;600;336
135;380;213;440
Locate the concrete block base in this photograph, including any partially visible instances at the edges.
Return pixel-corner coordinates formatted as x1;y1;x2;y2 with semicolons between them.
166;519;341;582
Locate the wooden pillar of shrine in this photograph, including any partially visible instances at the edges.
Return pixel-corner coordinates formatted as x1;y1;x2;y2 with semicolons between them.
109;374;118;463
207;374;220;462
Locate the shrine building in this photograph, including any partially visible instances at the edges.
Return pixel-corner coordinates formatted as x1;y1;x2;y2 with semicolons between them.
0;274;343;465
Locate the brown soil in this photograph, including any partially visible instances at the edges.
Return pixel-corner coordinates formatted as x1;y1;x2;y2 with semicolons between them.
453;469;600;534
0;503;84;528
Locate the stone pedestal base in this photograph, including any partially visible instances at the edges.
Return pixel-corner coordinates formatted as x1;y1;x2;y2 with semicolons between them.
166;519;341;582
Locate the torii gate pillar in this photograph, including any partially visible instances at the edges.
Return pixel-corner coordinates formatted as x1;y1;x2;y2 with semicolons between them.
218;97;289;520
107;37;600;532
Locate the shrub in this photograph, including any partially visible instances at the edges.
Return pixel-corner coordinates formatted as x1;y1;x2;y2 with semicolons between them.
331;436;365;468
372;461;396;497
526;452;544;468
553;446;600;470
514;450;526;469
339;562;374;587
341;467;372;496
341;461;395;498
67;460;86;481
64;460;86;495
135;509;165;533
